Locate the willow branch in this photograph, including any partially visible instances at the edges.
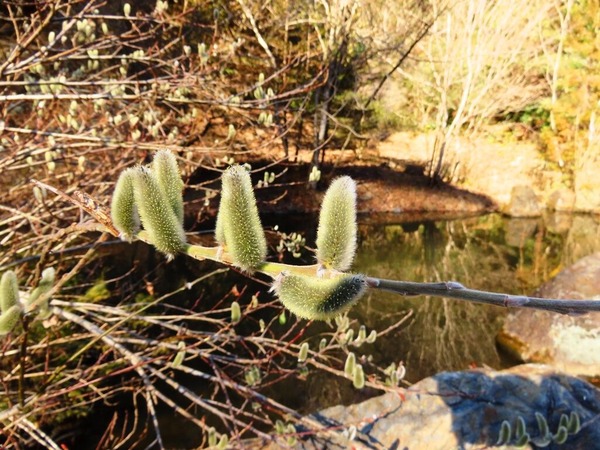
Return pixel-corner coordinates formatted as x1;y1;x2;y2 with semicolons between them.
366;278;600;315
36;181;600;317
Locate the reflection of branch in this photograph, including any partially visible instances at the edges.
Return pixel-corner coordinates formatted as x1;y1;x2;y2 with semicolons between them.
367;278;600;315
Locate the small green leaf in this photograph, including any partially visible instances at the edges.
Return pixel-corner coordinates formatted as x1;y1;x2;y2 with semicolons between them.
559;413;569;430
515;416;526;439
568;411;581;434
515;431;530;448
366;329;377;343
172;341;185;368
496;420;511;446
535;412;550;441
553;425;568;444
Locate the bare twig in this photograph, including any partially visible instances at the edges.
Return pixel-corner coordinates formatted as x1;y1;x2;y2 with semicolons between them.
367;278;600;315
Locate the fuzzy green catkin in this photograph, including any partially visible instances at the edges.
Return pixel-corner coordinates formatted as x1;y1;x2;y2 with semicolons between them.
111;168;140;240
133;167;186;258
344;352;356;377
0;271;19;313
272;273;367;320
218;165;267;272
316;176;357;272
298;342;309;362
151;150;184;225
0;305;22;336
214;202;226;245
352;363;365;389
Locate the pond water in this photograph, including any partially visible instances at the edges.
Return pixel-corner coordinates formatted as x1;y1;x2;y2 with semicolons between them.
274;211;600;384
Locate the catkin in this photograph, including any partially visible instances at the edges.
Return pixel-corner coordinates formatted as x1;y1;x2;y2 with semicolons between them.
272;273;367;320
152;150;184;225
217;166;267;272
316;176;357;271
111;168;140;240
0;271;19;313
0;305;22;336
133;167;186;258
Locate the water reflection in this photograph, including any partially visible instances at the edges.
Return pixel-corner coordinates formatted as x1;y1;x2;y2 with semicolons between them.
350;212;600;382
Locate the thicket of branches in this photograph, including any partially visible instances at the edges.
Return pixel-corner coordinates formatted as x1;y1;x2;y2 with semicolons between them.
0;0;425;447
0;0;593;448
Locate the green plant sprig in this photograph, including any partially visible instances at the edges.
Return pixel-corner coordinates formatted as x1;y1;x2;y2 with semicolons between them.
137;229;319;278
107;151;600;319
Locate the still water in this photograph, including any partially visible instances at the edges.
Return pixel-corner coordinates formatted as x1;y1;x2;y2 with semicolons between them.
291;212;600;384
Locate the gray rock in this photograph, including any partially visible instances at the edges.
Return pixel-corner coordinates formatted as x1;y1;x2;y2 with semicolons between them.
248;365;600;450
497;253;600;378
505;218;538;247
545;211;573;234
503;185;542;217
547;189;575;212
574;144;600;212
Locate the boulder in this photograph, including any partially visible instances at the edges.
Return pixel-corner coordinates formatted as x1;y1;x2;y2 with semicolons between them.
497;253;600;378
502;185;542;217
547;188;575;212
574;142;600;212
249;365;600;449
504;218;538;247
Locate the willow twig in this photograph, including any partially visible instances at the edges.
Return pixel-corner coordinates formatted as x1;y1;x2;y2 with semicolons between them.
366;278;600;315
38;181;600;316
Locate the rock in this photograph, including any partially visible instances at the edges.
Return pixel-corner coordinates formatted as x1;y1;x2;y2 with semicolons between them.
247;365;600;450
375;130;571;213
545;211;573;234
503;185;542;217
504;218;538;247
497;253;600;378
574;143;600;212
564;216;600;265
547;188;575;212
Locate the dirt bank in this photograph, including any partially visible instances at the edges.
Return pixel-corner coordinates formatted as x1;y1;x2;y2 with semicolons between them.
188;158;496;220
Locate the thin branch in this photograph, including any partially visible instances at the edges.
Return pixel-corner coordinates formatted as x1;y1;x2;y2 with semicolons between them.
367;278;600;315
